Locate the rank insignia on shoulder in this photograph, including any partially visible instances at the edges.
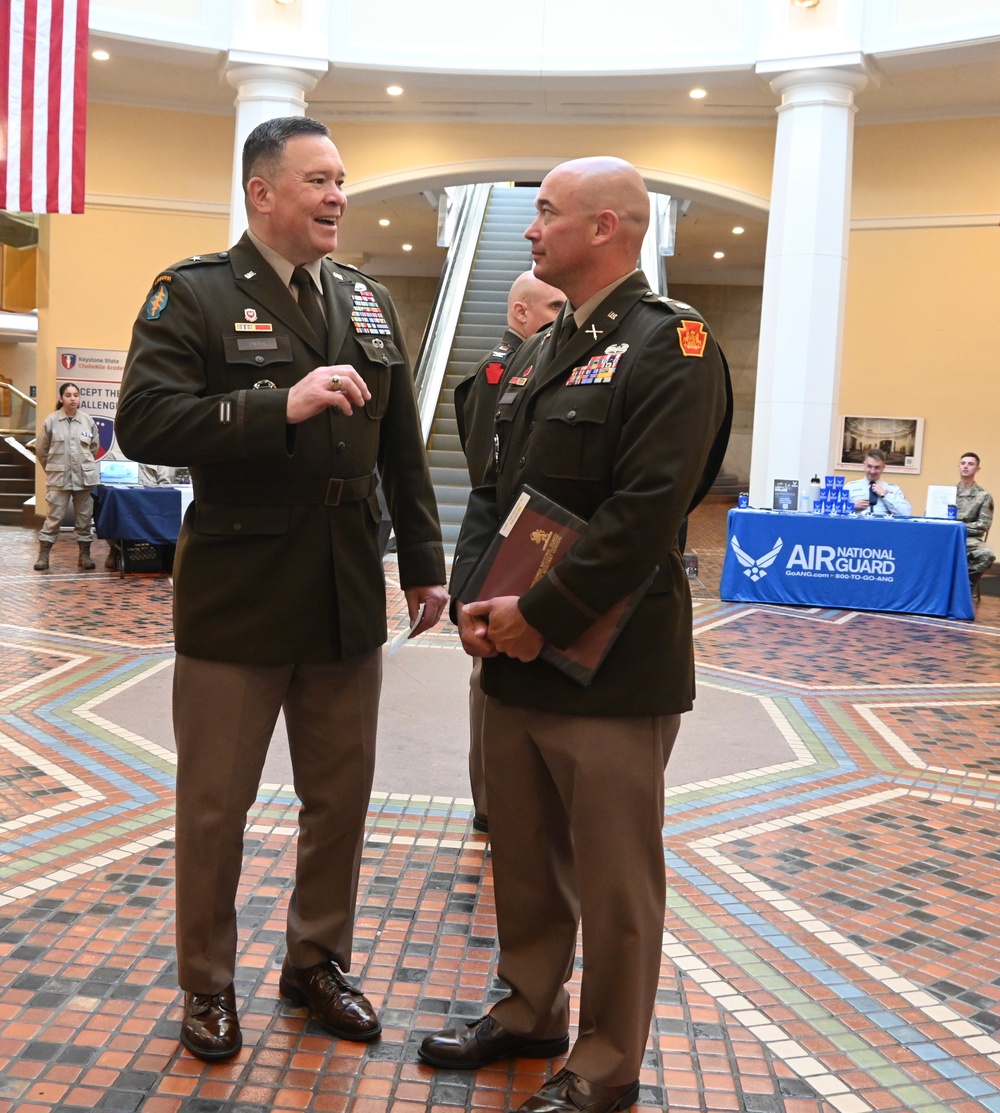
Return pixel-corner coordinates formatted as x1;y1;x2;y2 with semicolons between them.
509;364;533;387
484;361;506;385
145;282;169;320
677;319;708;358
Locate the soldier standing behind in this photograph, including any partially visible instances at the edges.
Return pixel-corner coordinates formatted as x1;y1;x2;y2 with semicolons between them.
454;270;565;830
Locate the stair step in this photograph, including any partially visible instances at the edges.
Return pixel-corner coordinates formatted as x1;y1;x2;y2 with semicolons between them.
429;466;473;487
428;433;464;453
424;184;538;533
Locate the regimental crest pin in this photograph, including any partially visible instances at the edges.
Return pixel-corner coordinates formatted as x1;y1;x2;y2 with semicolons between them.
244;308;257;322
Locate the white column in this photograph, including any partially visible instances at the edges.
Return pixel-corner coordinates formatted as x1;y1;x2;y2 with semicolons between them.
749;66;868;507
224;60;325;244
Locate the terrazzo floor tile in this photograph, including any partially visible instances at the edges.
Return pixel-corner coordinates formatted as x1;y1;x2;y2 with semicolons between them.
1;508;999;1111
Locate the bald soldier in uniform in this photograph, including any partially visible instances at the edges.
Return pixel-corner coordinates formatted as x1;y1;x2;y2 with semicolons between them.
454;270;565;830
116;116;447;1061
419;157;732;1113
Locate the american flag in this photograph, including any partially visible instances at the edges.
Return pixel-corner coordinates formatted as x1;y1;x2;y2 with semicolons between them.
0;0;90;215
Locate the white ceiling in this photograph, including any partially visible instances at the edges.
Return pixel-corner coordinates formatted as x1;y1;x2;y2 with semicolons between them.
86;32;1000;284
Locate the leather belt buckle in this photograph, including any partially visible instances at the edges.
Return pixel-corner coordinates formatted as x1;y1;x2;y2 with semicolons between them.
325;478;344;506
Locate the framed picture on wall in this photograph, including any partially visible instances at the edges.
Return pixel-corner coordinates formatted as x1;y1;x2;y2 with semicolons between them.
837;415;924;473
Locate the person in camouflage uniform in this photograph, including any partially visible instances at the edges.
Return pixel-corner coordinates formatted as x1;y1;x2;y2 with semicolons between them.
956;452;995;588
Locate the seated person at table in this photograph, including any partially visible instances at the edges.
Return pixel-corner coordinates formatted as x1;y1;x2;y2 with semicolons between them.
956;451;995;588
140;463;176;486
846;449;911;517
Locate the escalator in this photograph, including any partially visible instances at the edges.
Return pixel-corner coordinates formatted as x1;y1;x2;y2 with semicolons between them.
421;185;537;550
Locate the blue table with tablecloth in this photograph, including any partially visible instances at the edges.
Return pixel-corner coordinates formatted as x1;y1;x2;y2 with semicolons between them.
720;509;974;620
92;484;193;575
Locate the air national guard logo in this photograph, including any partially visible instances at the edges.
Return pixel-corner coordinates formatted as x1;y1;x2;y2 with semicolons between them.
350;285;392;336
677;319;708;358
566;343;628;386
730;535;783;581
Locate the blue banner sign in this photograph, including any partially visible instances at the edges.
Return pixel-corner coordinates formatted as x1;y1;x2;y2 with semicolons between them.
721;509;974;620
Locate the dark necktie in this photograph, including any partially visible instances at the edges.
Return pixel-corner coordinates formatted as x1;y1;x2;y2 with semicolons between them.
869;483;879;508
291;267;327;350
554;311;577;355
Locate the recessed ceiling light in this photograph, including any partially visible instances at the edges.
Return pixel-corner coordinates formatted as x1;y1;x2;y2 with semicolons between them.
713;251;725;260
378;218;391;227
402;243;413;252
386;85;404;97
689;88;707;100
92;49;110;61
732;226;744;235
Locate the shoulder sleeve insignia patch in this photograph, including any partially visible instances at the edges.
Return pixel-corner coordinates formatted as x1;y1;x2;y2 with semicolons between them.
677;319;707;358
484;361;506;385
145;282;170;320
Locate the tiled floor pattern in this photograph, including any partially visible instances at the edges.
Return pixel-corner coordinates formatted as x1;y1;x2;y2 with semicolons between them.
1;510;999;1113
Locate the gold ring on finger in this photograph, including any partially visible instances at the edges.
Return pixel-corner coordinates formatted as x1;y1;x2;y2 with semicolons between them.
330;374;342;390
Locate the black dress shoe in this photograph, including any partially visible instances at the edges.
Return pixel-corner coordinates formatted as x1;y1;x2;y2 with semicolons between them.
418;1013;569;1069
472;813;490;833
516;1068;639;1113
180;984;242;1061
279;957;381;1041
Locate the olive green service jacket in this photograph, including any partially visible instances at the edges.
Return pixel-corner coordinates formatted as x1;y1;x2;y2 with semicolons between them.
451;272;732;717
454;328;524;489
116;234;444;665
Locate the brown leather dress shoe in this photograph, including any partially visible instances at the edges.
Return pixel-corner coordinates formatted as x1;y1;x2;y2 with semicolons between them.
418;1013;570;1069
279;957;381;1041
516;1068;640;1113
180;983;242;1061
